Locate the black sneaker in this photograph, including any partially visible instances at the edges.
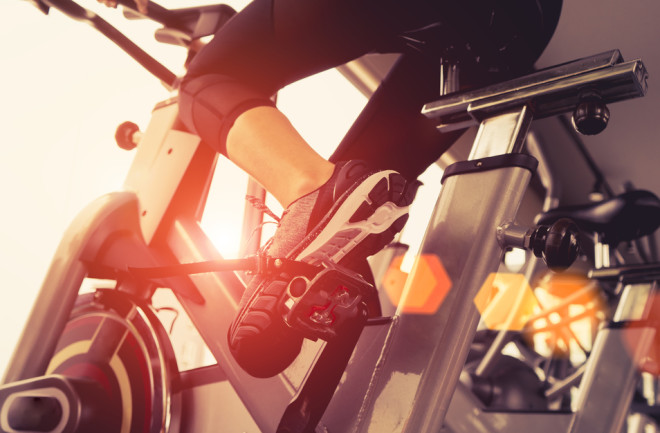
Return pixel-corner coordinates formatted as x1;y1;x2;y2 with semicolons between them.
228;160;419;377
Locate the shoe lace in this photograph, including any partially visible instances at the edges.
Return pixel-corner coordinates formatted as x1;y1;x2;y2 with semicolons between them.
245;194;282;223
244;195;287;256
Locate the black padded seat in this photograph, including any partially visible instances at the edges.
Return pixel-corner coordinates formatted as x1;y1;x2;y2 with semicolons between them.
394;0;563;85
536;190;660;245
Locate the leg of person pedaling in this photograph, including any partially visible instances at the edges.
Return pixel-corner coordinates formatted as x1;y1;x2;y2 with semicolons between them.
179;0;448;377
226;106;335;209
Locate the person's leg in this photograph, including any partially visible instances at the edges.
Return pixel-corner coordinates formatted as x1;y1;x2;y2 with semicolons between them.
179;0;444;377
178;0;564;377
181;0;562;199
227;106;334;208
330;51;465;180
330;0;564;177
180;0;394;207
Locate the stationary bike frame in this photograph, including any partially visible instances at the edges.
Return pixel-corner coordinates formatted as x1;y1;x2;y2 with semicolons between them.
2;1;652;432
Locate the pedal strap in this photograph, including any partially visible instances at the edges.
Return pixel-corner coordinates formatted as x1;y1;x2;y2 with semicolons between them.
127;254;320;280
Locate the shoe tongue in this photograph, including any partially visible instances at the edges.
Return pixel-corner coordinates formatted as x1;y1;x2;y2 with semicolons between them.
267;190;319;258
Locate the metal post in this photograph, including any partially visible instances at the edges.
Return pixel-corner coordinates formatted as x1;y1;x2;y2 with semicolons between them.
350;106;535;432
569;282;657;433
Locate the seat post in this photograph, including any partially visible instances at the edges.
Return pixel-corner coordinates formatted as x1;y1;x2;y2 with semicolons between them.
439;59;460;96
593;232;611;269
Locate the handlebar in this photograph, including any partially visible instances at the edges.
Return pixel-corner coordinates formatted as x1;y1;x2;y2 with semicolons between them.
115;0;235;37
26;0;236;89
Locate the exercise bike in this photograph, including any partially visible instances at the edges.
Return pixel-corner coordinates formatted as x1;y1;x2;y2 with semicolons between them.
1;0;659;432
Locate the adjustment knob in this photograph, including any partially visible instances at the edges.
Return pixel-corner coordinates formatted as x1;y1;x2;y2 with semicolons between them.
529;218;580;271
115;121;141;150
572;91;610;135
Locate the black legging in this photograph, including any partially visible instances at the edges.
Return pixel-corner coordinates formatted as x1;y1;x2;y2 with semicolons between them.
179;0;561;179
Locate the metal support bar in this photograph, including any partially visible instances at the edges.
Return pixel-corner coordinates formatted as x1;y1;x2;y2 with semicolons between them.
348;108;536;432
569;326;652;433
469;106;532;159
2;193;140;384
440;61;460;96
569;281;657;433
444;382;572;433
594;234;611;269
422;50;648;132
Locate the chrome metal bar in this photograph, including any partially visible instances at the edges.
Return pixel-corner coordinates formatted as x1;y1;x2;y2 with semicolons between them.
544;363;587;400
468;106;532;159
349;113;536;432
570;281;657;433
594;235;612;269
474;255;546;378
445;382;572;433
569;327;652;433
440;61;460;96
474;330;515;378
612;282;654;323
423;51;648;132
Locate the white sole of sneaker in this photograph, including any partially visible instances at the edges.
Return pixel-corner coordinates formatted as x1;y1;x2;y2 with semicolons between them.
296;170;410;265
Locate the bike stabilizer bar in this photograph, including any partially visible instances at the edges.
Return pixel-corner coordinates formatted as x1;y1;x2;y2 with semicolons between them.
423;50;648;132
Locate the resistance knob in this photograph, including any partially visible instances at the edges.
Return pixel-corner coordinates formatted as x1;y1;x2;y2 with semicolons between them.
528;218;580;271
115;121;141;150
572;90;610;135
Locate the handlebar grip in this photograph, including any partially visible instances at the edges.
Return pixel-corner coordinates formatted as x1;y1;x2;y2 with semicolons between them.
41;0;94;22
43;0;172;27
114;0;177;27
115;0;140;9
22;0;50;14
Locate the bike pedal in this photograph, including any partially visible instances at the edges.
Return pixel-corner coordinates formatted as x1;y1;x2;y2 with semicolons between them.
283;263;373;340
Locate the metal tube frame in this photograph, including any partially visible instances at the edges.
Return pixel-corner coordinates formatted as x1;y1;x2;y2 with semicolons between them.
385;106;534;432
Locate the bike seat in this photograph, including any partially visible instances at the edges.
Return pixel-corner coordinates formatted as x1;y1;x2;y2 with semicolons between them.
397;0;562;81
536;190;660;244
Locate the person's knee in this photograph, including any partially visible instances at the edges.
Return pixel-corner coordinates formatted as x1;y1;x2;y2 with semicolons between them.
178;73;275;155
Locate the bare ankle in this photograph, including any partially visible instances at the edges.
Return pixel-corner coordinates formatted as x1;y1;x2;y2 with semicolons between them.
285;162;335;207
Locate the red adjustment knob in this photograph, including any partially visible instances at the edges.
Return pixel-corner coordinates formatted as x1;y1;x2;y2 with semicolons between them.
114;121;140;150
